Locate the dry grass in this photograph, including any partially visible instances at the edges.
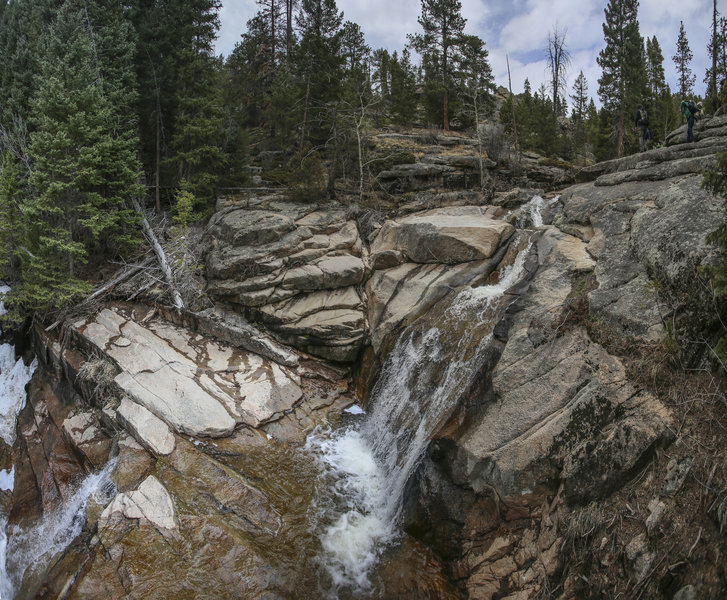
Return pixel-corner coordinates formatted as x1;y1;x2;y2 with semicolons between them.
76;357;120;405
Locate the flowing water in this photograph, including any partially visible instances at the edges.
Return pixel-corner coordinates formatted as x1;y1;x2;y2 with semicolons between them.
0;198;549;598
1;461;117;599
307;227;538;598
0;285;118;599
0;285;36;598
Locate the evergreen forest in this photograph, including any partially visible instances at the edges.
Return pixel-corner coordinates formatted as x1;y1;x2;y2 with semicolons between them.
0;0;724;321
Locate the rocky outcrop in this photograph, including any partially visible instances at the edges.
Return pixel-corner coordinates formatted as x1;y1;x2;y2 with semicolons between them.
562;159;723;343
6;301;359;600
400;118;727;599
77;306;304;436
366;206;517;354
577;115;727;185
8;117;727;600
205;198;366;362
450;228;673;502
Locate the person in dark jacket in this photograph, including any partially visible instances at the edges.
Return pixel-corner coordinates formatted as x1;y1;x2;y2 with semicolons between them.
635;105;649;151
680;99;702;142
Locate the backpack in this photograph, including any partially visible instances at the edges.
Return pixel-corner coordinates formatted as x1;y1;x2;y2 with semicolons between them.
687;100;697;115
636;108;648;126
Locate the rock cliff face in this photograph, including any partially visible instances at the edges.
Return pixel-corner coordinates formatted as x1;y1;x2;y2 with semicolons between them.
5;117;727;599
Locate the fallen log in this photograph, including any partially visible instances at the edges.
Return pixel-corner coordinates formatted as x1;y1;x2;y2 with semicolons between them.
133;198;184;310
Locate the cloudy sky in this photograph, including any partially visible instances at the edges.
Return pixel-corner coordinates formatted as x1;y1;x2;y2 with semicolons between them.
215;0;715;104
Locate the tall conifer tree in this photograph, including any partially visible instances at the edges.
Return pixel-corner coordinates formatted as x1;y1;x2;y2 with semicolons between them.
168;0;226;205
673;20;695;98
295;0;344;149
21;0;142;314
597;0;645;157
408;0;466;130
570;71;589;152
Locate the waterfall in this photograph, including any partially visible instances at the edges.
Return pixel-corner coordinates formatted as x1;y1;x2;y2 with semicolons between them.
0;459;117;599
515;194;560;229
307;231;536;596
0;286;113;600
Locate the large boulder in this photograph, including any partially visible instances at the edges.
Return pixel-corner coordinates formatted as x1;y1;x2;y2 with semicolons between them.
366;206;517;354
370;209;514;265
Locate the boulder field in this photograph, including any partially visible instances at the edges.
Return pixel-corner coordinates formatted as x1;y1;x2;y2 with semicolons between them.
4;115;727;599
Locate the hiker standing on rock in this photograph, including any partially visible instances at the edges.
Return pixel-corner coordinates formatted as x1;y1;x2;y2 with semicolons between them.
680;99;702;143
635;105;649;152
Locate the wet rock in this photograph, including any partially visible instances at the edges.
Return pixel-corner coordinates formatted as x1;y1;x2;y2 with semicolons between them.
366;256;502;354
450;228;673;503
100;475;177;533
110;434;155;492
115;397;175;456
14;373;87;515
493;187;545;209
62;411;113;469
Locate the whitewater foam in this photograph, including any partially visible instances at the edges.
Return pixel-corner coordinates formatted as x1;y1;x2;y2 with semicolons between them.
308;236;537;596
1;458;117;599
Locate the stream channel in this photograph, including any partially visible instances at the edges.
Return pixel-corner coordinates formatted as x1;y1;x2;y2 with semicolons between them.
0;197;552;598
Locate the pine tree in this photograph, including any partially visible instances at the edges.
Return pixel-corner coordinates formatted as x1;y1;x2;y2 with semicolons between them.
0;0;63;130
340;20;371;98
166;0;226;206
644;36;672;146
597;0;646;157
295;0;344;149
408;0;466;130
673;20;695;98
372;48;391;100
646;36;666;97
456;34;494;185
389;49;418;125
705;16;727;112
0;152;22;280
570;71;588;153
21;0;142;314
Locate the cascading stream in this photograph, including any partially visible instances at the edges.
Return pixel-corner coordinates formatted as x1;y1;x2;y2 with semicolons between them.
308;206;544;596
0;286;117;600
0;285;37;599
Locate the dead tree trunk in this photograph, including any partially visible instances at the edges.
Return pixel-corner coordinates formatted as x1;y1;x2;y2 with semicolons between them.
133;199;184;310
